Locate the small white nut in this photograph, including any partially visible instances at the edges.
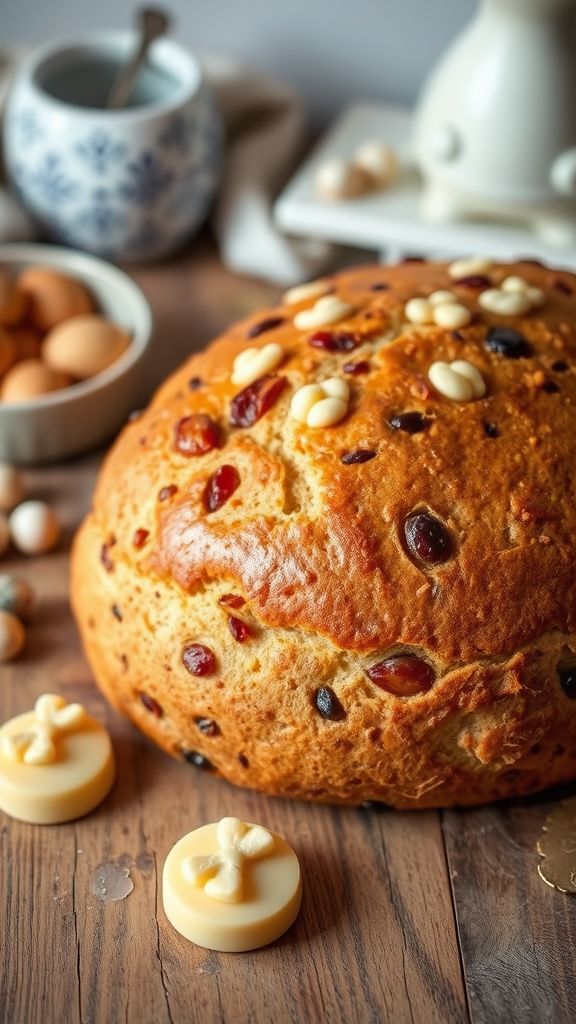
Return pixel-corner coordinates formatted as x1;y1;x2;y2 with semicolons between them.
282;280;329;305
501;275;528;293
293;295;354;330
290;377;350;427
353;142;398;187
0;514;9;558
428;360;486;402
0;575;34;620
290;384;326;424
429;290;457;307
405;297;433;324
306;396;348;428
314;158;372;201
450;359;486;398
0;609;25;662
449;257;493;279
320;377;350;402
231;342;284;386
0;463;25;513
432;302;472;329
9;500;60;556
478;289;531;316
232;348;255;370
500;277;544;308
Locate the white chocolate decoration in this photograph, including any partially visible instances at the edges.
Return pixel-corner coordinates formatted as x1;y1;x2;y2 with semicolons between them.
2;693;87;765
478;288;531;316
290;377;350;427
405;297;433;324
500;275;545;307
306;397;348;428
448;256;493;279
428;360;486;402
405;296;471;328
314;158;372;201
9;500;60;555
293;295;354;331
163;818;302;952
231;342;284;386
353;141;398;187
0;463;25;512
0;610;25;662
432;303;472;329
0;693;115;824
479;274;545;317
282;280;329;305
182;817;274;903
428;290;457;307
0;513;9;557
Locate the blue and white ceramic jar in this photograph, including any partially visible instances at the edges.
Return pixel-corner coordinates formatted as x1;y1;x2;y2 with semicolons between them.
4;33;222;262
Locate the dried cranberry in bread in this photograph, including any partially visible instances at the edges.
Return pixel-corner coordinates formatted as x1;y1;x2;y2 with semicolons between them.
72;259;576;807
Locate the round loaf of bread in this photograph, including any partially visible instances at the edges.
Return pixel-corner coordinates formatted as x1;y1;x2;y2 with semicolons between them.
72;259;576;808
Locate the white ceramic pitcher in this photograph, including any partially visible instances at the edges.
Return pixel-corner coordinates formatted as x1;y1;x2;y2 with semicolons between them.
413;0;576;247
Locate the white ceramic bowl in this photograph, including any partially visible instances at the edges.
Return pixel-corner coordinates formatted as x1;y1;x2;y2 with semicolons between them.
0;243;153;464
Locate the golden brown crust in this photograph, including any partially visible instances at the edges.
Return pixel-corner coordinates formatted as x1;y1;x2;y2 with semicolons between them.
71;259;576;807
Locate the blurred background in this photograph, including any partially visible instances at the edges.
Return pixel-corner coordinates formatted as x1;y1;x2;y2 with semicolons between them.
3;0;474;121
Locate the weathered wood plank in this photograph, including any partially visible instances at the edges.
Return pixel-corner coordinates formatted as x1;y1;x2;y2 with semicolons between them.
443;793;576;1024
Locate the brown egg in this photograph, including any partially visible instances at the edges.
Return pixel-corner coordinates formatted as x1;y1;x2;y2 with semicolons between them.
9;327;42;363
43;315;131;379
0;360;71;403
0;269;27;327
18;267;94;332
0;329;16;378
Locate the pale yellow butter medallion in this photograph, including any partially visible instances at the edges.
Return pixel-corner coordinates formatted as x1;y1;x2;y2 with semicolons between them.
0;693;115;824
163;817;302;952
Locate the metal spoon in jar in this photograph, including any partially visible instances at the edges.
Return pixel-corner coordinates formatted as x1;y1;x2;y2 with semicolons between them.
106;7;171;110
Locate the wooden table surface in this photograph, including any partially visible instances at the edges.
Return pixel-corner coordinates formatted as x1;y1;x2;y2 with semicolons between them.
1;241;576;1024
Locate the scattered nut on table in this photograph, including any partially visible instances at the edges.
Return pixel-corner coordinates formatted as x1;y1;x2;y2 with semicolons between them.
9;500;60;555
0;575;34;620
314;158;372;201
0;608;26;662
353;141;398;187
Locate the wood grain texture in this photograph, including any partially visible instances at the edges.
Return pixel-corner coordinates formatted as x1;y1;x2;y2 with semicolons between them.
443;792;576;1024
2;240;576;1024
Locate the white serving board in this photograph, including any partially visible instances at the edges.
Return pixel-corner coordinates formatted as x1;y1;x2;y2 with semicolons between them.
274;102;576;269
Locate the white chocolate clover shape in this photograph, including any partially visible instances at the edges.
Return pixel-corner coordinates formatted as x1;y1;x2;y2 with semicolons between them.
428;359;486;402
1;693;87;765
479;276;545;316
293;294;354;330
405;292;472;330
290;377;350;428
231;342;285;387
448;257;494;280
182;817;275;903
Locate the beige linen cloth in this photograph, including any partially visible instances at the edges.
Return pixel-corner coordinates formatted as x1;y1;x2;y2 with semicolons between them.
0;48;331;284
